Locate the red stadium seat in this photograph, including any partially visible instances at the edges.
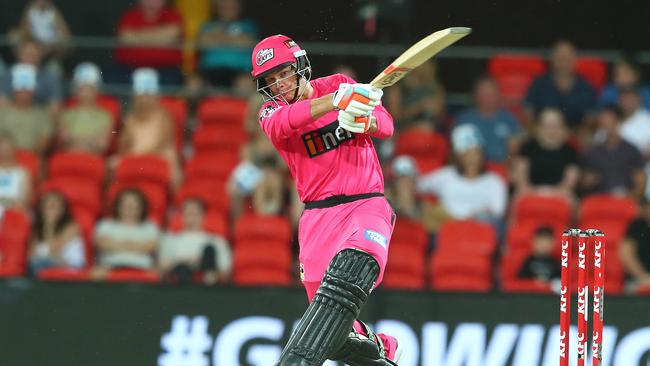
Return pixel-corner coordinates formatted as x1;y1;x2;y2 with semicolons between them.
168;210;228;237
233;241;293;286
391;218;429;252
192;124;248;154
500;248;553;294
197;96;248;127
575;57;607;91
0;209;30;277
486;162;509;183
383;218;428;290
506;220;564;251
488;54;546;104
394;130;449;173
37;268;91;282
184;152;239;182
512;193;572;228
579;194;638;226
48;151;106;187
41;178;102;221
234;214;292;245
15;149;40;183
115;154;171;187
160;96;188;151
105;268;161;283
174;180;229;215
66;95;122;125
107;181;168;224
436;220;497;256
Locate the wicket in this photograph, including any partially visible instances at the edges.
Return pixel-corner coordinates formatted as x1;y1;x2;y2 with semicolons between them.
560;229;606;366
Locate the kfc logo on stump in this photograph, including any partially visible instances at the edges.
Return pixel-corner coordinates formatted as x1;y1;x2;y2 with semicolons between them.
255;48;274;66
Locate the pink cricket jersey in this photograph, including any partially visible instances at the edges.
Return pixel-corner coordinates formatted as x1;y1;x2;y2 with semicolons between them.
258;74;394;202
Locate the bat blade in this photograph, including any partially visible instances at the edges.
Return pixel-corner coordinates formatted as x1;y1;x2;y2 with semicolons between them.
370;27;471;89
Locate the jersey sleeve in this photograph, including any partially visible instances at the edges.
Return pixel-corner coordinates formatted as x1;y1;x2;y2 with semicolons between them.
258;100;313;142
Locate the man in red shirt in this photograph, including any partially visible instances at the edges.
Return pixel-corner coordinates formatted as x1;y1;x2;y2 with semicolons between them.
109;0;184;85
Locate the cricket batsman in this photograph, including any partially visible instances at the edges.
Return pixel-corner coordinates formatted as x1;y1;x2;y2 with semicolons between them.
251;34;402;365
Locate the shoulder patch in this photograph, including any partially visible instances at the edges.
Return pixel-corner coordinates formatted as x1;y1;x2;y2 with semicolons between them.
259;105;279;121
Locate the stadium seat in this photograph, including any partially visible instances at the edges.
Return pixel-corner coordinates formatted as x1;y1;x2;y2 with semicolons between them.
506;220;564;251
234;214;292;245
184;152;239;182
115;154;171;187
579;194;638;226
192;124;248;154
65;95;122;125
197;95;248;127
500;248;553;294
486;162;509;183
107;181;168;224
160;96;189;151
575;57;607;91
511;193;572;228
233;241;293;286
436;220;497;256
37;268;91;282
488;54;546;104
0;209;30;277
174;180;229;215
15;149;40;183
40;178;102;221
168;209;228;237
394;130;449;173
48;151;106;187
105;268;161;283
383;218;429;290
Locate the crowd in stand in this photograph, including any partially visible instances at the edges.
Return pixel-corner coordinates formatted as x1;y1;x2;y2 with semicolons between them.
0;0;650;295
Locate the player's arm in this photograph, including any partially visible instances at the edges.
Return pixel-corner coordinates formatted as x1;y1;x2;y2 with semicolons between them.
366;104;394;139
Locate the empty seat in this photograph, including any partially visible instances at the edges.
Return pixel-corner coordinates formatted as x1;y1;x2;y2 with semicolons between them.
579;194;638;225
193;124;247;154
512;193;572;228
115;154;171;187
430;255;494;292
436;220;497;256
394;130;449;173
234;214;292;244
48;151;106;187
383;218;428;290
575;57;607;91
0;209;30;277
184;152;239;182
197;96;248;127
233;241;292;286
488;54;546;104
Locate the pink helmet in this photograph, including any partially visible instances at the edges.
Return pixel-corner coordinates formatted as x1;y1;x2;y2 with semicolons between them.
251;34;307;79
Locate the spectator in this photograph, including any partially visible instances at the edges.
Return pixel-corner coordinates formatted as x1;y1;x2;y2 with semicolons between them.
198;0;258;88
618;85;650;157
112;0;184;85
10;0;71;61
94;188;160;271
582;105;645;198
0;132;32;209
159;198;232;285
59;63;113;154
620;199;650;287
455;76;523;164
28;191;85;275
385;60;446;132
600;58;650;110
513;108;579;199
0;64;53;154
116;68;181;186
1;38;63;115
387;155;421;220
524;40;596;129
518;226;561;282
417;124;507;232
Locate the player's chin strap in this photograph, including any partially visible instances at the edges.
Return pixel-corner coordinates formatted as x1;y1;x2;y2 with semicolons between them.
276;249;379;366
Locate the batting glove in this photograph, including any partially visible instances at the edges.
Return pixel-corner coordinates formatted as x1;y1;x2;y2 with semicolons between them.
333;83;383;116
338;109;372;134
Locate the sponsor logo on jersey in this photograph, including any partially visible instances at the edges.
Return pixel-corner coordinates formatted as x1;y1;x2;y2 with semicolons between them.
255;48;274;66
259;105;279;121
364;229;387;248
301;120;354;157
283;40;297;48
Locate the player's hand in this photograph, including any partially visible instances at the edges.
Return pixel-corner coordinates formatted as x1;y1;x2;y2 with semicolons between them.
332;83;383;116
338;109;372;134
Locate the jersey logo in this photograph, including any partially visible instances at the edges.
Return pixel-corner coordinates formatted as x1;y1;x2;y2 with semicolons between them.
259;105;279;121
255;48;274;66
301;120;354;158
364;229;387;248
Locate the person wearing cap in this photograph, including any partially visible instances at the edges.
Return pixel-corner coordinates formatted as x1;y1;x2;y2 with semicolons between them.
513;107;579;199
0;63;53;154
388;155;422;220
59;63;113;155
117;68;180;187
417;124;507;231
618;84;650;157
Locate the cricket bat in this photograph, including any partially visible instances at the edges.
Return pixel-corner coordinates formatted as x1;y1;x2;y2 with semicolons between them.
370;27;472;89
